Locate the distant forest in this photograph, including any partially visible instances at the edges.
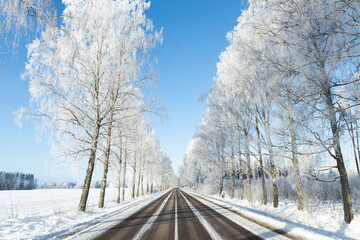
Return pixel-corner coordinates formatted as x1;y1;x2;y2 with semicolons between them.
0;171;111;190
0;171;37;190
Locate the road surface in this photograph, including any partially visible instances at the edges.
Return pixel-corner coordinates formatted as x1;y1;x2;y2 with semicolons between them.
93;188;287;240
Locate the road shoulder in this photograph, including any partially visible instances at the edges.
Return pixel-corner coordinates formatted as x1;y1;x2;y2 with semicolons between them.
65;190;170;240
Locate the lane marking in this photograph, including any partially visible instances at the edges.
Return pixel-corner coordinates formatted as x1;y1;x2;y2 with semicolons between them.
132;191;173;240
179;191;222;240
188;190;291;240
72;190;169;240
174;189;178;240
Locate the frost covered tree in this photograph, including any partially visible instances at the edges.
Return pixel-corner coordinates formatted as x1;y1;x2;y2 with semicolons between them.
21;0;161;212
256;0;360;223
182;0;360;223
98;88;147;208
0;0;57;54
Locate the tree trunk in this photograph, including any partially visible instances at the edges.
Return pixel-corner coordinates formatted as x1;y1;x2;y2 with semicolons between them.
349;119;360;175
141;173;144;195
237;127;244;200
219;150;224;196
161;174;164;191
99;110;114;208
136;159;142;197
287;92;304;210
323;75;353;223
78;123;100;212
147;177;149;193
219;174;224;196
132;149;137;198
255;109;267;205
231;141;235;199
244;131;252;202
231;168;235;199
122;148;127;201
355;120;360;174
265;128;278;208
117;156;122;203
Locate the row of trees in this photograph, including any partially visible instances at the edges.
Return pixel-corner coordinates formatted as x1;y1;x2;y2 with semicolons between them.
180;0;360;223
0;172;36;190
1;0;174;211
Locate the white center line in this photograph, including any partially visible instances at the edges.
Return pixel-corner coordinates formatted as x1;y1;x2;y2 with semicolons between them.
174;189;179;240
132;191;173;240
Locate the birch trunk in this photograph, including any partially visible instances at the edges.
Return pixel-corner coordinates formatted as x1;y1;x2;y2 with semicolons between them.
218;147;224;196
99;110;114;208
117;154;122;203
286;91;304;210
122;148;127;201
78;122;100;212
244;131;252;202
355;120;360;174
264;125;278;208
147;177;149;193
117;133;123;203
349;119;360;175
141;173;144;195
255;109;267;205
321;64;353;223
237;127;244;200
132;151;137;198
136;158;142;197
78;54;102;212
231;139;235;199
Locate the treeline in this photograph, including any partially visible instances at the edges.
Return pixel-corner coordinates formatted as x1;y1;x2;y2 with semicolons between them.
38;181;103;189
180;0;360;224
0;172;37;190
6;0;175;212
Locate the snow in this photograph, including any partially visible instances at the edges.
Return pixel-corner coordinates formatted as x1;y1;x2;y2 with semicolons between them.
0;188;161;240
188;189;360;240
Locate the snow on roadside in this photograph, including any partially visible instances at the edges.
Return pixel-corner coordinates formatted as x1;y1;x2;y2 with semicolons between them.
0;188;160;240
187;190;360;240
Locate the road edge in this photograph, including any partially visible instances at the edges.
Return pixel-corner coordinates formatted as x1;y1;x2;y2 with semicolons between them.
184;189;303;240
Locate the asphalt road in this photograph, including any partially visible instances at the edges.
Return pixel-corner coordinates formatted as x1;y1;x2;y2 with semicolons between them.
93;188;265;240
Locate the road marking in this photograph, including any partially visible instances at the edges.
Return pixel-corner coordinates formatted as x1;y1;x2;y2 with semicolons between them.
179;191;222;240
189;191;291;240
132;191;173;240
70;191;167;240
174;190;178;240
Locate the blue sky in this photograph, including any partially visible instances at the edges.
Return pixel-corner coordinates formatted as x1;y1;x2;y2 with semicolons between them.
0;0;243;183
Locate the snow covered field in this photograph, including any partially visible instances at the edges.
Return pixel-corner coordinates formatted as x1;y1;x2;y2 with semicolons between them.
0;188;160;240
191;190;360;240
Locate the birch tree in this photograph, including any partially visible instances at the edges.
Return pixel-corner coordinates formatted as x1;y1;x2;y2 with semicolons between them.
21;0;161;212
258;0;359;223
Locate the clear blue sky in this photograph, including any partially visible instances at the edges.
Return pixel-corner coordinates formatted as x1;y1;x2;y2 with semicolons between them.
0;0;243;183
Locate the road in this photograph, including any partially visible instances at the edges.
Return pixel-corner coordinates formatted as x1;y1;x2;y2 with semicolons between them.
93;188;284;240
